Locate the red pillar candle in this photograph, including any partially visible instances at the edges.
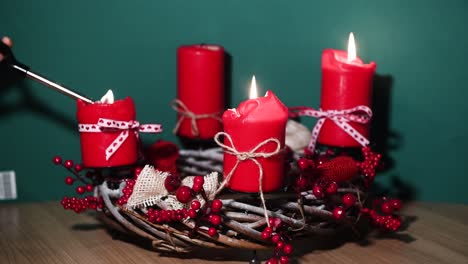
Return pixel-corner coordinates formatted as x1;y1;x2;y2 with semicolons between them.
319;34;376;147
222;79;288;192
176;44;224;139
77;97;137;167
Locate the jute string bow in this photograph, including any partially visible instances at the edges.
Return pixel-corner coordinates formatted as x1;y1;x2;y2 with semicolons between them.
171;99;222;137
214;132;282;227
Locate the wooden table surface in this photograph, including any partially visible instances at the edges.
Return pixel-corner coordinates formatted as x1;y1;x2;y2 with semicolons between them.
1;202;467;264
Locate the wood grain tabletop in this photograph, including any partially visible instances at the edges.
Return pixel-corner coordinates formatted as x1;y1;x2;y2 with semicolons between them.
0;201;467;264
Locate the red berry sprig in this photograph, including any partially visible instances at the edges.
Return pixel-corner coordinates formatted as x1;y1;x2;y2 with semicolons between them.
359;147;382;185
117;167;142;205
61;195;104;214
361;197;403;232
146;208;189;224
261;218;293;264
53;155;95;195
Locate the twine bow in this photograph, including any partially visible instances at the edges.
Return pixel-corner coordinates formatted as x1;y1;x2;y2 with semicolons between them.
78;118;163;160
214;132;282;227
289;105;372;153
171;99;222;137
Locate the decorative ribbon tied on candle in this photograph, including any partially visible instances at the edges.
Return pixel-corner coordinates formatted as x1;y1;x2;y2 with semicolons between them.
171;99;222;137
214;131;282;226
289;105;372;153
79;118;163;160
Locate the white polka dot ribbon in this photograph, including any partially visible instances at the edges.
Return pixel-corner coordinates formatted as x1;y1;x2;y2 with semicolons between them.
78;118;163;161
288;105;372;153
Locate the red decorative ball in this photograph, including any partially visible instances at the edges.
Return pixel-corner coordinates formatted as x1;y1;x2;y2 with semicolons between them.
326;181;338;194
207;227;217;237
190;200;201;210
192;183;203;193
279;256;289;264
261;230;271;240
333;206;345;221
74;164;83;172
211;199;223;213
85;184;94;193
210;214;222;226
64;160;74;169
342;193;356;208
276;241;284;250
187;209;197;219
392;199;402;211
312;184;325;199
164;176;181;192
283;243;293;255
175;186;193;203
53;156;62;165
65;176;74;185
76;186;85;195
193;176;204;186
381;202;394;214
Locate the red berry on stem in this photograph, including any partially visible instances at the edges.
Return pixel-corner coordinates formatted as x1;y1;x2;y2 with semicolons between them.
283;243;293;255
134;167;143;177
297;158;310;171
392;199;402;211
333;206;345;221
207;227;217;237
64;160;74;169
164;176;181;192
381;202;394;214
53;156;62;165
276;241;284;250
342;193;356;208
65;176;74;185
211;199;223;213
74;164;83;172
295;177;307;191
175;186;193;203
264;227;273;234
193;176;204;186
326;181;338;194
85;184;94;192
267;258;278;264
210;214;222;226
192;182;203;193
313;184;324;199
191;200;201;210
279;256;289;264
271;234;281;243
187;209;197;219
261;230;271;240
76;186;85;195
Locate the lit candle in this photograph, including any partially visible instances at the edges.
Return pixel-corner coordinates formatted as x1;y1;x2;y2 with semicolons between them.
221;76;288;192
77;90;138;167
319;33;376;147
176;44;224;139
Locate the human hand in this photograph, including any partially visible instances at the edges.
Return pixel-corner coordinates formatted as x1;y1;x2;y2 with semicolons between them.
0;36;13;62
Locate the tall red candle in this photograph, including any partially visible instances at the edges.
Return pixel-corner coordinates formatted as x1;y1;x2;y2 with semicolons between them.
176;44;224;139
222;88;288;193
77;97;137;167
319;45;376;147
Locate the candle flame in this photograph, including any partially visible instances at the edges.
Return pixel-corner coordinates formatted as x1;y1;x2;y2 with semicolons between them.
249;75;258;99
347;32;357;62
100;89;114;104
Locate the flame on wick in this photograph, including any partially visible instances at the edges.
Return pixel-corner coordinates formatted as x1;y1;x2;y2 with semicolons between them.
347;32;357;62
100;89;114;104
249;75;258;99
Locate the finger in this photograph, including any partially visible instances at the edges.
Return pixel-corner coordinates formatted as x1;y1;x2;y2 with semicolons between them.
2;36;13;48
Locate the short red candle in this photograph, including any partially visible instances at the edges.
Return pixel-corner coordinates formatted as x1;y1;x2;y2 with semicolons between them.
319;49;376;147
77;98;137;167
223;90;288;192
177;44;224;139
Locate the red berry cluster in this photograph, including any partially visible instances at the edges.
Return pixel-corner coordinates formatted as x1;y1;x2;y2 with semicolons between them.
312;177;338;199
359;147;382;185
54;156;96;195
361;198;402;232
261;218;293;264
206;199;223;237
61;195;103;213
117;167;142;205
146;208;189;224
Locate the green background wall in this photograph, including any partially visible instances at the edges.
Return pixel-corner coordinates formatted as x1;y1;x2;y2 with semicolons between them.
1;0;467;203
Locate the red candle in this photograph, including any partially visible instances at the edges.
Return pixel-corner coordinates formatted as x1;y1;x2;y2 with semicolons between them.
222;78;288;192
77;96;137;167
176;44;224;139
319;33;376;147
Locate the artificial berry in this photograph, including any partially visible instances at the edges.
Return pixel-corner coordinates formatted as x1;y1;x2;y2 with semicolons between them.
207;227;218;237
176;186;193;203
65;176;74;185
381;202;394;214
312;184;325;199
64;160;74;169
134;167;143;177
264;227;273;234
193;176;204;186
261;230;271;240
187;209;197;218
266;258;278;264
279;256;289;264
74;164;83;172
53;156;62;165
297;158;310;171
268;217;282;229
326;181;338;194
333;206;345;221
76;186;85;195
191;200;201;210
192;182;203;193
283;244;293;255
271;234;281;243
85;184;94;192
164;175;181;192
295;176;307;192
276;241;284;250
342;193;356;208
392;199;402;211
211;199;223;213
210;214;222;226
